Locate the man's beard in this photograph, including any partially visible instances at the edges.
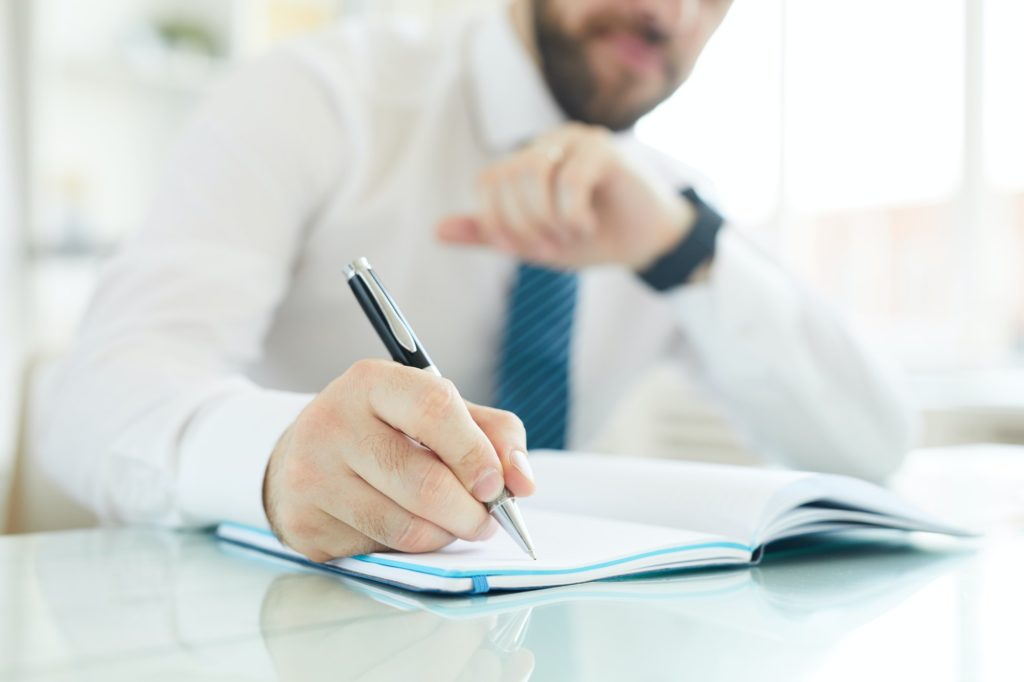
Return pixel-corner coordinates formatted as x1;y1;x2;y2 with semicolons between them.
532;0;679;131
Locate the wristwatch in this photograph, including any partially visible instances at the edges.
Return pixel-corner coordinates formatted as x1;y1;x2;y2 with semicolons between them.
638;187;724;292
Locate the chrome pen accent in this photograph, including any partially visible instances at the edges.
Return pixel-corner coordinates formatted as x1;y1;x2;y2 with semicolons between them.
487;488;537;560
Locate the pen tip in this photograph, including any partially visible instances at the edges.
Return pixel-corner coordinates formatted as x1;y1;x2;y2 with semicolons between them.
529;550;537;561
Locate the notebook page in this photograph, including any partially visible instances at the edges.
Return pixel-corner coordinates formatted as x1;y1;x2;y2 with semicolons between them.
330;509;748;579
755;474;972;543
219;509;751;592
524;452;809;544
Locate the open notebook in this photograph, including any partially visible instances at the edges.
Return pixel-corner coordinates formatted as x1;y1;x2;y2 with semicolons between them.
217;452;969;594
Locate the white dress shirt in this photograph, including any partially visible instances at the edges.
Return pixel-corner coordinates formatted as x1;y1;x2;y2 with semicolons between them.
33;8;914;529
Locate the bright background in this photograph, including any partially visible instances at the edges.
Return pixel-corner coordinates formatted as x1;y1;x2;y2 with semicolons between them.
2;0;1023;529
640;0;1024;373
6;0;1023;368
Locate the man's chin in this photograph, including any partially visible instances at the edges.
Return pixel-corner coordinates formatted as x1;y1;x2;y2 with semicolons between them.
586;93;665;131
583;70;671;129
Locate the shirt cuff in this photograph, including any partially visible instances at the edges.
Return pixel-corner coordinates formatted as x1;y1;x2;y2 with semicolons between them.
178;386;312;529
668;228;803;380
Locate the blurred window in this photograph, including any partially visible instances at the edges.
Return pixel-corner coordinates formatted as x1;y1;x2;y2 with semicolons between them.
638;0;1023;370
984;0;1024;190
19;0;1024;369
783;0;964;213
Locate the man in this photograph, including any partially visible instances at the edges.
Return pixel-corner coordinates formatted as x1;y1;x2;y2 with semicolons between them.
34;0;913;562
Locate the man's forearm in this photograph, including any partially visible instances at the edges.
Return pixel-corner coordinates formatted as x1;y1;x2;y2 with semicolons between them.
664;229;915;481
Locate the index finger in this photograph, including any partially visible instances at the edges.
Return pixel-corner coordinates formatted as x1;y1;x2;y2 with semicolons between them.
366;364;506;503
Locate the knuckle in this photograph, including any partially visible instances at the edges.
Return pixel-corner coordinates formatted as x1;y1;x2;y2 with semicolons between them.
497;410;526;439
559;169;583;191
457;440;493;478
541;221;564;241
360;432;407;475
296;545;330;563
294;399;338;440
297;400;326;428
419;378;460;422
353;506;392;546
276;507;317;545
566;207;589;230
528;171;551;194
415;463;452;507
392;516;439;553
344;358;383;390
288;532;331;561
286;536;329;563
280;450;317;492
508;218;535;240
347;358;374;381
340;538;382;558
520;164;540;186
306;548;332;563
491;170;514;195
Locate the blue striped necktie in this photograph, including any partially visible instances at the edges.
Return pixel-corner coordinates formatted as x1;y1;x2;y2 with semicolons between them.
494;264;578;450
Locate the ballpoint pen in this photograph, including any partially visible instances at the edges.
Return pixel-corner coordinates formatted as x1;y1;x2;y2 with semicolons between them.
344;256;537;560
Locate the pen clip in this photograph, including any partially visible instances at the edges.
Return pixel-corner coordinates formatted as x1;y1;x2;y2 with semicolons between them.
345;257;419;353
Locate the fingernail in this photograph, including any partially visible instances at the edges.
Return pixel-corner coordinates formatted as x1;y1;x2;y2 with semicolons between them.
471;468;503;502
510;449;533;483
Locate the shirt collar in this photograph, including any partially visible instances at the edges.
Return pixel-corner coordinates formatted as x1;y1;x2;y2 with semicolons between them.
468;6;566;155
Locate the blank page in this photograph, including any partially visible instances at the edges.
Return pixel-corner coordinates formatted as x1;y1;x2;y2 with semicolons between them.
327;510;750;591
332;510;744;574
218;510;751;593
525;453;808;543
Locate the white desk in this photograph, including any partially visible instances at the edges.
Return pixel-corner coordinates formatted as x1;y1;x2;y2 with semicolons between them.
1;525;1020;682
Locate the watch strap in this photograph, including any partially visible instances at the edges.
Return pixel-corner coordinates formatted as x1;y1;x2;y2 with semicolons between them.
638;187;724;292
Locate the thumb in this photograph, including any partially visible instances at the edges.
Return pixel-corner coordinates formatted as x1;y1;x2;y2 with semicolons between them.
466;402;535;498
437;214;486;245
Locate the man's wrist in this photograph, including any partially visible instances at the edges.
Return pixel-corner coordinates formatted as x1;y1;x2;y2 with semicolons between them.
634;193;697;272
636;188;724;292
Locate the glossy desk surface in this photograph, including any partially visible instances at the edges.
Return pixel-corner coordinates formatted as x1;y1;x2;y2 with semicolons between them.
1;525;1020;682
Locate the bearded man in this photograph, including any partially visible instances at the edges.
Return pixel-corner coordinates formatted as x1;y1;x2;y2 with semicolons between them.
35;0;912;562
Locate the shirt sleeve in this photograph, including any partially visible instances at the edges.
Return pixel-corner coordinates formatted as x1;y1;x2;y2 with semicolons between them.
667;228;917;483
31;47;350;528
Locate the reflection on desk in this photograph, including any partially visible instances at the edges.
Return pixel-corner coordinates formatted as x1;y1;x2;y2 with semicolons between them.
0;527;1019;681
